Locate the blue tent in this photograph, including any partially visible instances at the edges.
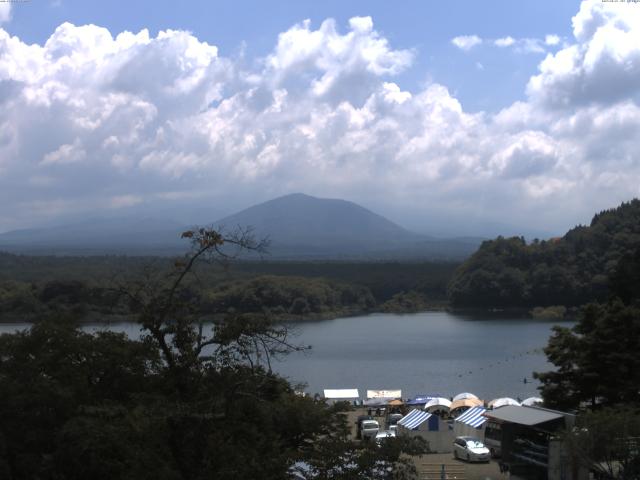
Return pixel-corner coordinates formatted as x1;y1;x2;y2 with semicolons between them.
398;409;433;430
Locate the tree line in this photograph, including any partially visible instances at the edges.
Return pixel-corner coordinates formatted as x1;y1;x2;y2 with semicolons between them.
448;199;640;309
0;253;457;321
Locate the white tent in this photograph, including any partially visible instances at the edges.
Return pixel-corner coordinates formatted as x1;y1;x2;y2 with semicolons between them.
424;397;452;412
521;397;543;407
489;397;520;409
452;392;479;401
323;389;359;401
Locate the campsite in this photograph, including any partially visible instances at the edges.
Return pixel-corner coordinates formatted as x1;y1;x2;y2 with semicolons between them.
327;389;584;480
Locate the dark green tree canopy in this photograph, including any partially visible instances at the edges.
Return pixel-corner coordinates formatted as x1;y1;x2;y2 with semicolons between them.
448;199;640;308
534;301;640;410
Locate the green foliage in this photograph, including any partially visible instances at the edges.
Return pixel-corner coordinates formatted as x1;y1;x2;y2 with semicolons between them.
0;318;162;479
534;301;640;410
609;246;640;306
530;305;567;320
230;261;458;303
298;434;428;480
379;290;433;313
565;408;640;480
203;275;376;320
448;199;640;308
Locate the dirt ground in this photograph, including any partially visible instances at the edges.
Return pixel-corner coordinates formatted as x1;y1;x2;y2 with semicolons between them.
346;407;506;480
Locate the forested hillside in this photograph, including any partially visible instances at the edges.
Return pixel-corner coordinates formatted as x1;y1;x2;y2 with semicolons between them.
448;199;640;308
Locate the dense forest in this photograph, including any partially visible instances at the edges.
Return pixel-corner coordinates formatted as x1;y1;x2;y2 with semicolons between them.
0;252;457;322
448;199;640;309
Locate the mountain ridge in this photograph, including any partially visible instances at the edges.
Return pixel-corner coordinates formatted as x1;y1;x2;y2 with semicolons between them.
0;193;482;259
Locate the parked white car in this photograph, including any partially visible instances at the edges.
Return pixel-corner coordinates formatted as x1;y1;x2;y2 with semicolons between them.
361;420;380;440
453;436;491;462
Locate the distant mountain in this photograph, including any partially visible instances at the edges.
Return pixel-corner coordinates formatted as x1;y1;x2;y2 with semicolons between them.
214;193;422;253
0;194;483;259
213;193;482;259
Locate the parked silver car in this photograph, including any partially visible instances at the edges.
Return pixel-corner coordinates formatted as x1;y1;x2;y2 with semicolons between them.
453;436;491;462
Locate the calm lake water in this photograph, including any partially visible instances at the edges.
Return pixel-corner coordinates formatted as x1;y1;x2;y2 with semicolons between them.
0;311;573;401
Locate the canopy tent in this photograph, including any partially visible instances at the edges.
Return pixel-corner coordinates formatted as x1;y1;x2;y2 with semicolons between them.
323;389;359;400
424;397;452;412
450;398;484;411
454;407;488;428
388;399;404;407
452;392;479;401
489;397;521;409
366;390;401;399
397;409;433;430
521;397;543;407
397;408;452;453
453;406;488;440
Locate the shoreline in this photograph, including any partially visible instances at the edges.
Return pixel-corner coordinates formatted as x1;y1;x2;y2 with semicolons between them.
0;303;578;325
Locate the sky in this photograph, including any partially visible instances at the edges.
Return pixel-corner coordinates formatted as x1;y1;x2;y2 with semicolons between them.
1;0;639;237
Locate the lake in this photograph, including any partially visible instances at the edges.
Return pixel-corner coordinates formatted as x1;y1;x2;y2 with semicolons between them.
0;311;572;401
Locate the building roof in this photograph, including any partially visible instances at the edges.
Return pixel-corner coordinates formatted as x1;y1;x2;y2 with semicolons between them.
398;409;432;429
484;405;565;426
455;407;487;428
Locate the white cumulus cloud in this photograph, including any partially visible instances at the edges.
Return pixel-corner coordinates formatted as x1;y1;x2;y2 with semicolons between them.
0;3;640;234
451;35;482;51
545;34;561;46
495;36;516;47
528;0;640;108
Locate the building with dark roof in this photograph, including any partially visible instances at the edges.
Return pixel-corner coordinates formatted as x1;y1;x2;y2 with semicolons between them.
483;405;587;480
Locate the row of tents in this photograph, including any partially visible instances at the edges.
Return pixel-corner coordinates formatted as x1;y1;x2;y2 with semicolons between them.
323;389;546;453
323;389;543;412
